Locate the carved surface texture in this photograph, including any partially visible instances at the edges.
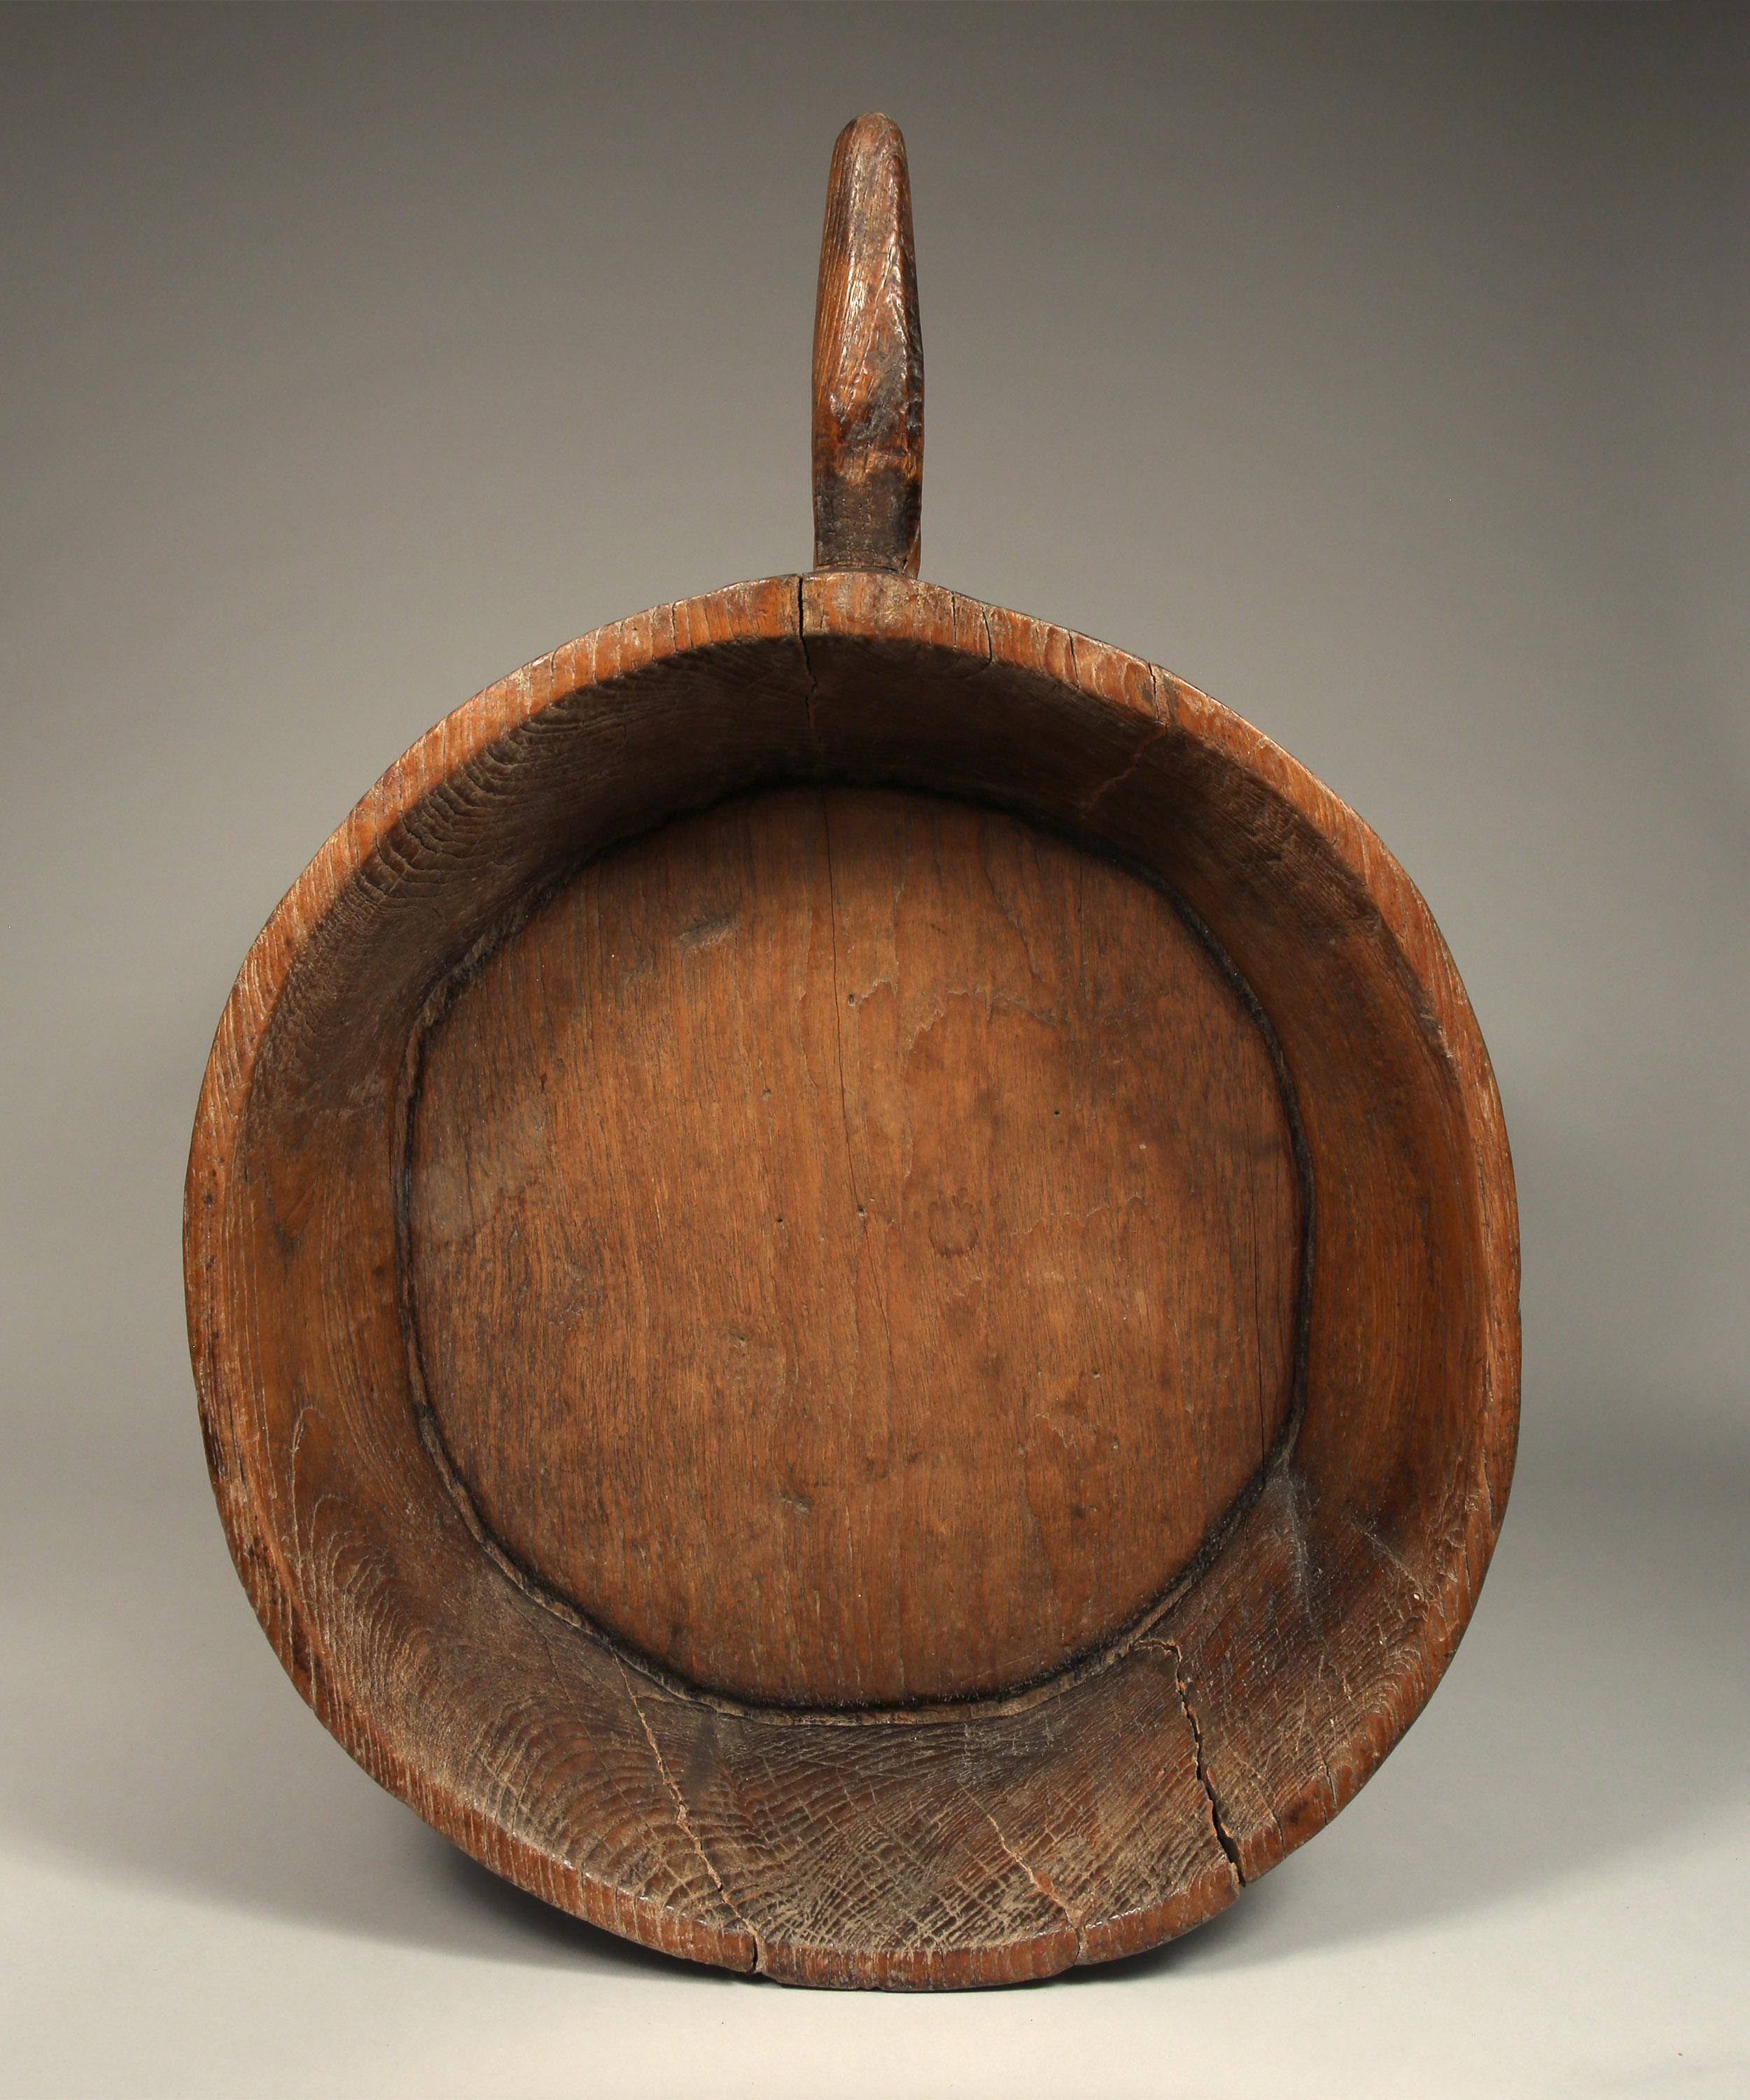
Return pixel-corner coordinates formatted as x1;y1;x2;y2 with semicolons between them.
186;573;1519;1987
812;115;923;575
407;788;1301;1709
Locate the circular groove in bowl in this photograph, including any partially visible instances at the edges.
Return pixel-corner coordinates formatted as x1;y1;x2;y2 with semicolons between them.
185;571;1518;1988
403;785;1307;1711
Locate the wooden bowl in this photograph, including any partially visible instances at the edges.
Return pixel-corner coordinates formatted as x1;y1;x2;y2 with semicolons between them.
186;117;1518;1989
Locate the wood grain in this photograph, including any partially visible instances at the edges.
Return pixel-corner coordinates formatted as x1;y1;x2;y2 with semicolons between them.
186;571;1518;1987
812;115;923;575
406;788;1302;1709
182;107;1516;1993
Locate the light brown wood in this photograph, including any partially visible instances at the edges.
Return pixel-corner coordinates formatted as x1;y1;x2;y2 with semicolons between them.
184;115;1519;1989
407;787;1302;1709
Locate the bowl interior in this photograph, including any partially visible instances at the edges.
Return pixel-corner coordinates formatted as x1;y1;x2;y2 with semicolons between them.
188;574;1516;1987
405;783;1306;1709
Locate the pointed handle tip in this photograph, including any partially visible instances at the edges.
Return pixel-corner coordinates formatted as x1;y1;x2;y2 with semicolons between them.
811;116;923;575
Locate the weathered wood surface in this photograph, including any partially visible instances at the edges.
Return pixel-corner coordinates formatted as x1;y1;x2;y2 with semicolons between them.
407;787;1302;1710
186;573;1519;1987
183;111;1517;1989
812;114;923;575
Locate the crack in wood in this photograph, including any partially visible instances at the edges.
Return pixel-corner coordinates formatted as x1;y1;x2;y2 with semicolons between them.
615;1656;765;1967
974;1800;1084;1956
1144;1636;1245;1880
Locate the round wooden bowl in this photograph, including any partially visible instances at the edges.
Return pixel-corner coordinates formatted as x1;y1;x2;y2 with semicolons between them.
186;118;1518;1989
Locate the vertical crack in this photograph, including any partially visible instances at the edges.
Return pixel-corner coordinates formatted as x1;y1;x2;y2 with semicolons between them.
1145;1637;1245;1880
795;575;822;770
972;1797;1085;1957
818;792;904;1587
819;803;860;1200
614;1658;764;1966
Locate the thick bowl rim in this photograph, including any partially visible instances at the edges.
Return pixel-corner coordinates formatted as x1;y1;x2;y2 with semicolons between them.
185;570;1520;1987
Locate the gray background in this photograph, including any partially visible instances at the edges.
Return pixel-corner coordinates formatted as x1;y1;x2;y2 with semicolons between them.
4;4;1744;2094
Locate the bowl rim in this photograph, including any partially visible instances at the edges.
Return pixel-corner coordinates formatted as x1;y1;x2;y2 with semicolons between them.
185;569;1520;1986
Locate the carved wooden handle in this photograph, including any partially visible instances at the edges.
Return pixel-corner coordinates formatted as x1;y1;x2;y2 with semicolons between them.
812;115;923;575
